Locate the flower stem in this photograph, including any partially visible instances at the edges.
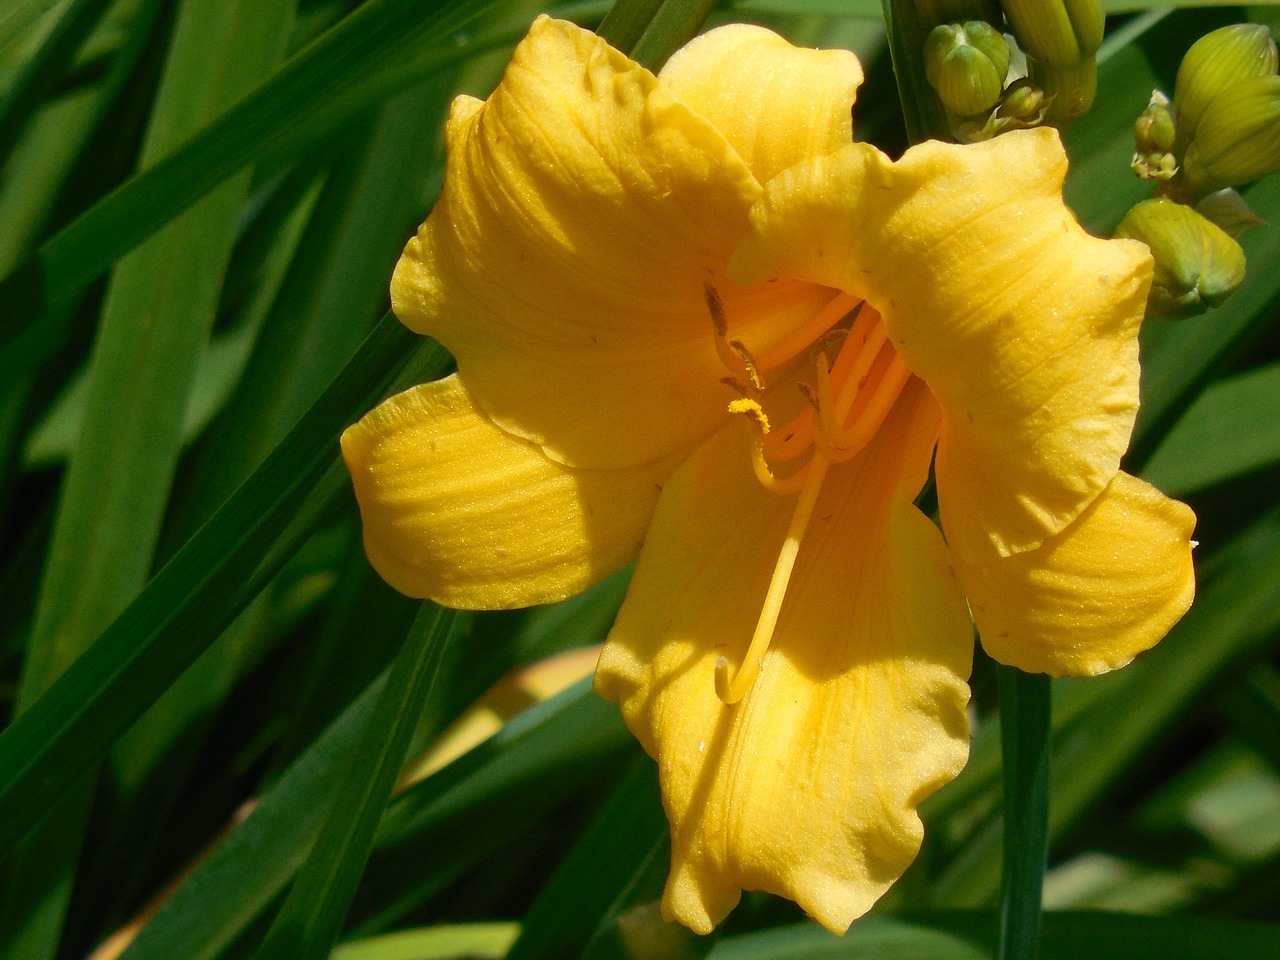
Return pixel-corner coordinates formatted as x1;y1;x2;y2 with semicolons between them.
881;0;952;144
598;0;718;71
996;665;1051;960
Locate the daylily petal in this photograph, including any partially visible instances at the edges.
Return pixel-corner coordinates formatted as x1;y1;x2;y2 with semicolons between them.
340;374;683;608
728;128;1153;558
391;16;764;470
953;472;1196;677
595;380;972;933
658;24;862;185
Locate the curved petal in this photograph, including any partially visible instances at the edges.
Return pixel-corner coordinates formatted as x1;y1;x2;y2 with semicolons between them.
594;381;972;934
658;24;862;185
728;128;1153;558
339;374;685;608
392;16;764;470
953;472;1196;677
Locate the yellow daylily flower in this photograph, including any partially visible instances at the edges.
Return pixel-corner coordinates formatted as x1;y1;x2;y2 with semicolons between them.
341;15;1196;935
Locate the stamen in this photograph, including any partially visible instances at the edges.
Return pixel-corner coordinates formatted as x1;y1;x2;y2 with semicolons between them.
760;404;815;463
715;456;831;704
706;283;765;393
827;306;887;418
728;398;812;495
754;290;862;370
815;352;912;463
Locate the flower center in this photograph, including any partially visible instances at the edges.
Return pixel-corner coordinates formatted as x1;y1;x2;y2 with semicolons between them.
707;286;911;704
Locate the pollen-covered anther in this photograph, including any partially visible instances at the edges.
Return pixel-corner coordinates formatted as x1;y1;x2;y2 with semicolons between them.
706;283;766;393
728;397;812;495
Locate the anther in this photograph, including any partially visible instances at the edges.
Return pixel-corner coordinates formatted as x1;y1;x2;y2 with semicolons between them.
707;283;766;393
729;398;811;495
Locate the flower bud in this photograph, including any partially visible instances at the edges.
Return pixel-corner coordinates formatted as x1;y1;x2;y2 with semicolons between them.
1174;24;1278;153
998;77;1045;121
1134;93;1176;152
1114;199;1246;319
999;0;1103;68
1132;90;1178;181
1182;74;1280;195
925;22;1011;116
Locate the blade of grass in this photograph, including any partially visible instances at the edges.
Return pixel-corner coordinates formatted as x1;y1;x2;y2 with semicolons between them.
0;0;165;495
116;668;391;960
101;71;451;880
330;924;519;960
0;317;449;860
71;159;328;918
708;911;1280;959
351;678;633;935
0;0;510;348
0;1;296;954
880;0;949;144
1218;665;1280;775
250;605;460;960
118;678;628;960
1141;361;1280;497
0;0;66;56
0;0;116;167
504;758;669;960
995;668;1051;960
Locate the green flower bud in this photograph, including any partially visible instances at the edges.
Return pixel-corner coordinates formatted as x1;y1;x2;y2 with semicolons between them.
955;77;1047;142
999;0;1103;68
998;77;1045;121
1133;94;1175;153
1114;198;1247;319
1182;74;1280;195
1174;24;1278;153
1132;91;1178;180
925;22;1011;116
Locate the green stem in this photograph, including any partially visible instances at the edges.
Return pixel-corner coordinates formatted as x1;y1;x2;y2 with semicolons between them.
598;0;718;71
996;666;1052;960
251;604;460;960
882;0;952;144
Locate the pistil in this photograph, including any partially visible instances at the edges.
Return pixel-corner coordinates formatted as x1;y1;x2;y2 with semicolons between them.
715;454;830;704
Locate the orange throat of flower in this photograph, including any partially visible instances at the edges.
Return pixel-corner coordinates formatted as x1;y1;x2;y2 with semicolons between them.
706;285;913;705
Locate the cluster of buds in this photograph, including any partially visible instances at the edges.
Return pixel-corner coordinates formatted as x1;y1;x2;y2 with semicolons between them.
999;0;1102;122
916;0;1102;141
1133;24;1280;198
1177;25;1280;197
1120;24;1280;319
